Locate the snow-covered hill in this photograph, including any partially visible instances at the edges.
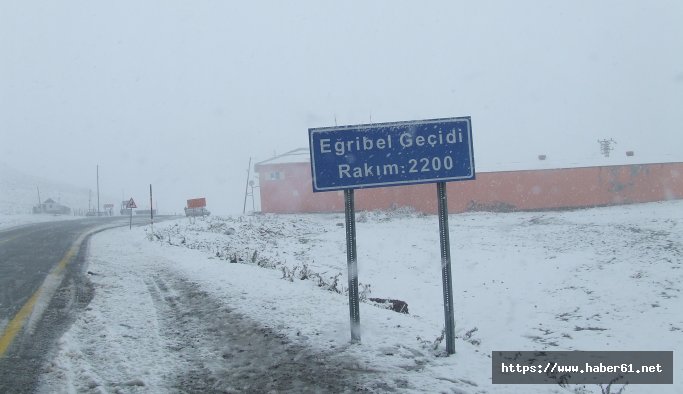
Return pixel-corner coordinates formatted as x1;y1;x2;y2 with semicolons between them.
0;162;105;215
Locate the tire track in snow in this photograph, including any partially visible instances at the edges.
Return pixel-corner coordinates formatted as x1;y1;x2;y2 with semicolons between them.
145;272;372;393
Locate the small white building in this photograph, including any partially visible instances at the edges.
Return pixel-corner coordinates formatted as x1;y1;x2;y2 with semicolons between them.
33;198;71;215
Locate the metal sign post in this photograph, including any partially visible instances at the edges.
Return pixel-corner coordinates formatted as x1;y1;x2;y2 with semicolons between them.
127;198;137;230
437;182;456;354
149;184;154;233
344;189;361;341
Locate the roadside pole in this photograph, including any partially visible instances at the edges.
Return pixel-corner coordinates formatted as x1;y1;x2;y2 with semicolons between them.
242;157;252;214
150;184;154;234
96;165;100;217
437;182;456;354
344;189;360;342
127;198;137;230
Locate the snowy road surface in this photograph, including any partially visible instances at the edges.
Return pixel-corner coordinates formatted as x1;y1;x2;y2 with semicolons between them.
38;230;376;393
34;201;682;393
0;216;175;393
0;218;135;392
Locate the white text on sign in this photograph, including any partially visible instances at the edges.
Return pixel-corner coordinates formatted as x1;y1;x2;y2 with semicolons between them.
319;129;464;157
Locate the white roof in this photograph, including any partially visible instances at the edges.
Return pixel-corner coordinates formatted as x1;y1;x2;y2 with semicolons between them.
479;152;683;173
255;148;310;166
255;148;682;173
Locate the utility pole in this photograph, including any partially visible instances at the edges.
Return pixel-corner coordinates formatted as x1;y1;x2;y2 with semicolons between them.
149;184;154;234
242;157;252;214
96;165;100;216
36;186;42;213
250;181;256;212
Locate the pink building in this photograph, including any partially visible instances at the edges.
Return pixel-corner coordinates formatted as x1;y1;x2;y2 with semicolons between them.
255;149;683;214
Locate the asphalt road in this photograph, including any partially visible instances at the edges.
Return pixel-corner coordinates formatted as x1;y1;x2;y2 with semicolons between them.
0;216;166;393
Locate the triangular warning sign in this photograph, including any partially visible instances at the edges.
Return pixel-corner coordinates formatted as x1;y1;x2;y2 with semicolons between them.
127;198;137;208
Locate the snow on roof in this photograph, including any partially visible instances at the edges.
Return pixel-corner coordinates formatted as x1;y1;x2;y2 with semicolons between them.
479;152;683;173
255;148;683;173
255;148;311;166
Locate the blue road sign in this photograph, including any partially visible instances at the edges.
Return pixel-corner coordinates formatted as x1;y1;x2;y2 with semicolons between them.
309;117;475;192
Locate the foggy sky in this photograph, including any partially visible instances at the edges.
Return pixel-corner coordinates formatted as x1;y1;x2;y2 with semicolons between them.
1;1;682;214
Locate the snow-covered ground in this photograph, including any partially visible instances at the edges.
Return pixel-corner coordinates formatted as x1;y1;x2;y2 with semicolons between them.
38;201;682;393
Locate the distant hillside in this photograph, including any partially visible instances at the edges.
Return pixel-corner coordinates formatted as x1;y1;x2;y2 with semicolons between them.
0;162;111;215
